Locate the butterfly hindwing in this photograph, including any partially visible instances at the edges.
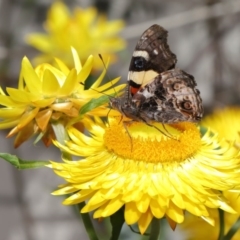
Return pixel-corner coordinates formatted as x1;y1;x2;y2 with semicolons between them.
110;24;203;123
132;69;203;123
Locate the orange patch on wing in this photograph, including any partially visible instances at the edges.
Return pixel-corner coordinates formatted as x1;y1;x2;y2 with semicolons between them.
130;86;140;95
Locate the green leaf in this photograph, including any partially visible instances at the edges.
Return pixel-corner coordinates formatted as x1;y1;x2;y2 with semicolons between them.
79;95;110;116
0;153;49;169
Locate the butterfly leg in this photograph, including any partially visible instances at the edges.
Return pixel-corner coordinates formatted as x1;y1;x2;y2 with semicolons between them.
122;120;134;152
141;120;176;140
161;123;178;140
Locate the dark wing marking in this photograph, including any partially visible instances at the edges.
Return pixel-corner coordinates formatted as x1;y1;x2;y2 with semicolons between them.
132;68;203;123
129;24;177;74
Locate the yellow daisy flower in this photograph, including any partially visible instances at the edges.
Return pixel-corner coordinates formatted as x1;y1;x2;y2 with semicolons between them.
49;116;240;234
26;1;125;69
0;48;122;147
201;107;240;145
181;192;240;240
179;107;240;239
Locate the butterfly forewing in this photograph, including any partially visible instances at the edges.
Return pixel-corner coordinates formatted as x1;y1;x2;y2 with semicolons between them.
128;24;177;94
110;24;203;124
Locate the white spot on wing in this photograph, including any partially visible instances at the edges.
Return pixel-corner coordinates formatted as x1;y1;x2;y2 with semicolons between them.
153;49;158;55
141;89;153;98
133;50;150;61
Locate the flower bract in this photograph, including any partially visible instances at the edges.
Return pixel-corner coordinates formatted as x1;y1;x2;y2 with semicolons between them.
49;116;240;234
179;106;240;239
0;48;123;147
26;1;126;69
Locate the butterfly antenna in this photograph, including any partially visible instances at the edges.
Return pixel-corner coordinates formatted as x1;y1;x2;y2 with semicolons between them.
98;54;118;97
98;54;121;126
79;54;118;100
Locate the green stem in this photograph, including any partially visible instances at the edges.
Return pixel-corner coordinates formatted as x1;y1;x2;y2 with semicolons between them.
218;209;225;240
109;208;125;240
223;217;240;240
76;202;99;240
149;218;161;240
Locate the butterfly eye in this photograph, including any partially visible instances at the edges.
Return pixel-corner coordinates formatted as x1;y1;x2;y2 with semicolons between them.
134;57;147;70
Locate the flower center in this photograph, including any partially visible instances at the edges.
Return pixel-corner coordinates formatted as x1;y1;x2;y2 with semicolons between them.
104;117;201;163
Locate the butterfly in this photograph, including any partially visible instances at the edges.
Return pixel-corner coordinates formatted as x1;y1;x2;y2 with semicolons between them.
110;24;203;123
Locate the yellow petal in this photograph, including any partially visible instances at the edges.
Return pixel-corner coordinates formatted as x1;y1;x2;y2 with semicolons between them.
0;95;25;107
138;210;153;234
0;119;20;129
6;88;39;103
125;202;141;224
54;58;70;76
74;7;96;28
35;109;52;131
14;120;37;148
8;107;39;136
62;190;95;205
150;199;165;218
90;59;109;89
22;57;41;93
77;55;93;84
59;69;77;95
42;69;60;95
166;216;177;230
32;98;55;108
71;47;82;73
93;77;121;93
0;108;25;118
46;1;70;30
101;197;124;217
35;63;67;87
166;202;184;223
136;194;150;213
26;34;53;52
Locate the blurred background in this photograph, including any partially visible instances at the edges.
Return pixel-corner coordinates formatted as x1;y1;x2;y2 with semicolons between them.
0;0;240;239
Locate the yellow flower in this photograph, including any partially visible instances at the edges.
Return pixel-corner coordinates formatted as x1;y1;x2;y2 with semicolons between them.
26;1;125;70
49;116;240;234
178;107;240;239
0;48;122;147
181;191;240;240
201;107;240;144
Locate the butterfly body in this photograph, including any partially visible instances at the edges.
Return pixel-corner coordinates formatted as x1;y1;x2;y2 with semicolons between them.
111;24;203;123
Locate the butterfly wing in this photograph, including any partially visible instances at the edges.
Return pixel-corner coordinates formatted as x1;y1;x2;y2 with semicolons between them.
128;24;177;96
132;69;203;123
111;24;203;123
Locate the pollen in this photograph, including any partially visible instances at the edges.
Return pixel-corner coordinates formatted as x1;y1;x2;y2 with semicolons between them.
104;117;201;163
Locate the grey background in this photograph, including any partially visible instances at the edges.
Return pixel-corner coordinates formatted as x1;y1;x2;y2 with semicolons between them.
0;0;240;239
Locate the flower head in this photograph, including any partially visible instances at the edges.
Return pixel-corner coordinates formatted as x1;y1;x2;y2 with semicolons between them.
178;106;240;239
201;107;240;145
50;116;240;234
181;191;240;240
26;1;125;70
0;48;122;147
